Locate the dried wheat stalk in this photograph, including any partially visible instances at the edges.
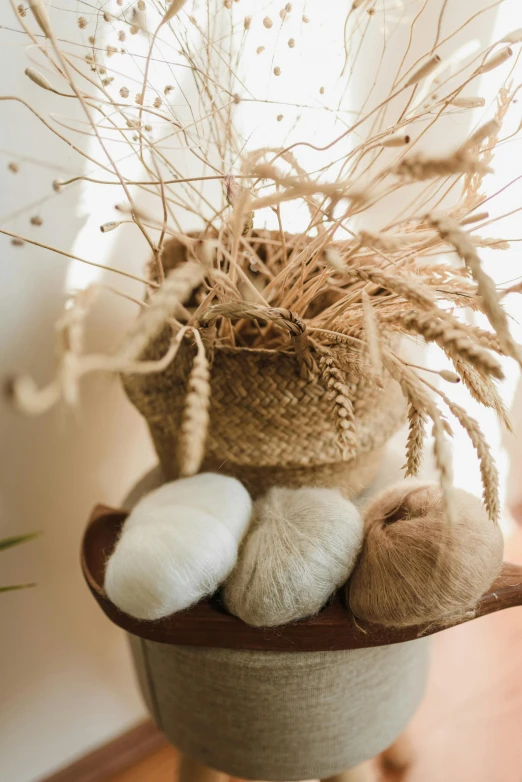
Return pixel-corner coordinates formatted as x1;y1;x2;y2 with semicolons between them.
5;0;521;516
383;350;455;518
122;262;205;361
392;150;490;182
318;348;358;460
361;291;382;374
433;385;500;521
405;405;427;478
385;310;504;379
179;329;211;478
429;213;522;365
452;360;511;431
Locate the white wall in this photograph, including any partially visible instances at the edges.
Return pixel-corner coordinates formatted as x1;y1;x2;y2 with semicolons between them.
0;9;155;782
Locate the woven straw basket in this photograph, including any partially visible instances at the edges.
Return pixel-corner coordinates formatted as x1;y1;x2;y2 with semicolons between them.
122;325;407;497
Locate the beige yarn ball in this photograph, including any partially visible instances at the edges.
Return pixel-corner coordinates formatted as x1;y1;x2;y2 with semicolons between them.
348;481;504;628
224;486;364;627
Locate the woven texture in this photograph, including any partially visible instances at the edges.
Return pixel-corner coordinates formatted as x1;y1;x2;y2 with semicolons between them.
129;636;429;781
124;449;384;504
122;333;406;480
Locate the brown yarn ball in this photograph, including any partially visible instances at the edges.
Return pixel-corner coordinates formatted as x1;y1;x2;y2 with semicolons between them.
348;481;504;628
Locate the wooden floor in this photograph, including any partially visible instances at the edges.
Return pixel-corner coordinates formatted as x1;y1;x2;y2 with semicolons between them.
108;530;522;782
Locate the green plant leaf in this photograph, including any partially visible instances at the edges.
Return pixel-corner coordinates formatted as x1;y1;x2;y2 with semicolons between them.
0;532;39;551
0;583;36;592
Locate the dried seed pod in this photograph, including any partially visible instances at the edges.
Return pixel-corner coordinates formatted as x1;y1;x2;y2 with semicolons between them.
404;54;441;87
162;0;187;23
460;211;489;226
450;96;485;109
119;86;129;98
273;66;281;76
30;215;43;226
25;67;54;92
100;221;121;233
461;119;500;151
263;16;273;28
379;132;410;147
78;16;87;29
288;37;295;47
501;29;522;43
478;46;512;74
153;96;162;108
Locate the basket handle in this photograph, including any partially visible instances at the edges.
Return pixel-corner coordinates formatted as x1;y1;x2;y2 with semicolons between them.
199;302;315;378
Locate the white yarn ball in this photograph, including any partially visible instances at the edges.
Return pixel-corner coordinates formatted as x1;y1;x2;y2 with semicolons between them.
224;486;364;627
105;473;252;620
125;473;252;538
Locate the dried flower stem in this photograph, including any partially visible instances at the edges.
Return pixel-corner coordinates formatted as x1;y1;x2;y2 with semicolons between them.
429;213;522;365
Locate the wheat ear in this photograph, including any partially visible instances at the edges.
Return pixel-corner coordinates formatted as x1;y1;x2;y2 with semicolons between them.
179;329;211;477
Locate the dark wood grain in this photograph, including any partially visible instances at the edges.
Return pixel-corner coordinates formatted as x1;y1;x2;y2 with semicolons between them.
81;504;522;652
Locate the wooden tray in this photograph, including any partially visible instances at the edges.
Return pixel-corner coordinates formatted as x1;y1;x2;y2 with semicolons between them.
81;504;522;652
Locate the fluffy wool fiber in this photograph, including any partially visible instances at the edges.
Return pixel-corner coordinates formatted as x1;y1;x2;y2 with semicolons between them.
105;473;252;620
348;481;504;628
224;486;364;627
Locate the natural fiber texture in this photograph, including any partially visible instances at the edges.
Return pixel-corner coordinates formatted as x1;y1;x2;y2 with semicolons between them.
122;332;406;479
105;473;251;620
124;448;385;505
128;636;430;781
348;481;504;628
224;487;363;627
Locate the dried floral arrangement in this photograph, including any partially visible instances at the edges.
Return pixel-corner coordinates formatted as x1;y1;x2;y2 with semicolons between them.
5;0;522;523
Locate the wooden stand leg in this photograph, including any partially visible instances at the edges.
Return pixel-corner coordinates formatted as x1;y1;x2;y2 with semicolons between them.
178;754;228;782
380;732;415;771
321;762;375;782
